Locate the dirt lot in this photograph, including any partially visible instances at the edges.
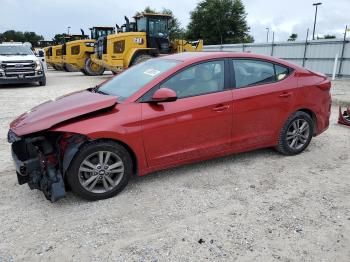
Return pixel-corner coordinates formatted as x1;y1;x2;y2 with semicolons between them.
0;70;349;261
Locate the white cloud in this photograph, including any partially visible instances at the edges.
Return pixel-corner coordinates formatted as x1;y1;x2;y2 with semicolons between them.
0;0;348;43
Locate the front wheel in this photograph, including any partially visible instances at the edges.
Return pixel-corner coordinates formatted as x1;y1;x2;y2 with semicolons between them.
84;58;105;76
66;141;132;201
131;53;153;66
276;111;313;155
39;75;46;86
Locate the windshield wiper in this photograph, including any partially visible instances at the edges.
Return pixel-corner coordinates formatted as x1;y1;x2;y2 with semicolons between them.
90;85;109;95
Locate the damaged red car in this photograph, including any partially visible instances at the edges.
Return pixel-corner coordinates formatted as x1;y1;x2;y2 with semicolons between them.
8;52;332;202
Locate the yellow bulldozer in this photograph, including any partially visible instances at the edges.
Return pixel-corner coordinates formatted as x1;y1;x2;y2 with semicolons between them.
90;13;203;73
44;33;102;72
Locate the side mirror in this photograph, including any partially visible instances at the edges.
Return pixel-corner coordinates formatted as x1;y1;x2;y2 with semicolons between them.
151;88;177;103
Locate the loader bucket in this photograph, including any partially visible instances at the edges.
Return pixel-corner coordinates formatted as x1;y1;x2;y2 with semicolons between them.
338;106;350;127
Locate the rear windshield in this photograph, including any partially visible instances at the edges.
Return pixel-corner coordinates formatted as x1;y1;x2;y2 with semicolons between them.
0;45;33;55
98;58;181;100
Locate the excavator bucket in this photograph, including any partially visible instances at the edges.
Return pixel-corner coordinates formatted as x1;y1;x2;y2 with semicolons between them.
338;106;350;127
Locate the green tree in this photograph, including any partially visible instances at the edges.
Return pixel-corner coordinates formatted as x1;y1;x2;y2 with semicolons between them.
187;0;253;44
52;33;70;44
0;30;43;47
288;33;298;41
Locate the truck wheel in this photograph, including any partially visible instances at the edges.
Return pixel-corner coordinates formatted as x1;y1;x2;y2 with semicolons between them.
80;69;89;76
66;141;132;201
84;58;105;76
131;53;152;66
39;75;46;86
63;64;70;72
63;63;78;72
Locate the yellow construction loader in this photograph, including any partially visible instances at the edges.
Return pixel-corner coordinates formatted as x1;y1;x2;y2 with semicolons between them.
91;13;203;73
63;27;115;75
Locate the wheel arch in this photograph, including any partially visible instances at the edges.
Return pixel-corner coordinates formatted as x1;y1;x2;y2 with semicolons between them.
60;133;139;178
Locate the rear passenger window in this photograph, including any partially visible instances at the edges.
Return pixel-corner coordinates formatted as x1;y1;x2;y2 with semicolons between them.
232;59;291;88
275;64;289;81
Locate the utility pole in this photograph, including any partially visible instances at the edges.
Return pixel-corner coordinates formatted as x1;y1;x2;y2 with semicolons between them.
68;27;71;35
312;2;322;40
266;27;269;43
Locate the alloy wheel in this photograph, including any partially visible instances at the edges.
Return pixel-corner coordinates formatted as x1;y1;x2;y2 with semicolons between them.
78;151;124;193
286;119;310;150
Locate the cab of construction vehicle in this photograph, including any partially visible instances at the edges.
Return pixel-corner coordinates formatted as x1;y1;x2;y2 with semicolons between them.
91;13;172;72
134;13;172;54
90;27;115;40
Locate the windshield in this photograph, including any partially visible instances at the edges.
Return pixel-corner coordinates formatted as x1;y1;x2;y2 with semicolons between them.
98;58;181;100
91;29;115;39
0;45;33;55
149;18;169;37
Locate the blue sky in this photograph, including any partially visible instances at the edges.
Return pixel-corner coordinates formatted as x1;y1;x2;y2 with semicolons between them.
0;0;348;43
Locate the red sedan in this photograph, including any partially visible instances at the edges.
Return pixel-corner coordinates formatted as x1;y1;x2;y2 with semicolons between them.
8;52;331;202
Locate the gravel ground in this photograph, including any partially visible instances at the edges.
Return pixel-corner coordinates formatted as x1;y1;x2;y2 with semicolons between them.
0;70;349;262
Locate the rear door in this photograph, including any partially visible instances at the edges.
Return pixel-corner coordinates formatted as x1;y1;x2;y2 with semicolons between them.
231;59;297;149
141;59;233;167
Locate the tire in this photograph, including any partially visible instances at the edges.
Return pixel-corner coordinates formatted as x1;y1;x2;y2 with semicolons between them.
66;141;133;201
84;58;105;76
276;111;314;155
39;75;46;86
63;63;78;72
131;53;152;66
52;64;60;71
80;69;89;76
63;64;70;72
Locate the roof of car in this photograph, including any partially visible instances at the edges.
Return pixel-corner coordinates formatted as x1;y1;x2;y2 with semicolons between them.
164;52;302;70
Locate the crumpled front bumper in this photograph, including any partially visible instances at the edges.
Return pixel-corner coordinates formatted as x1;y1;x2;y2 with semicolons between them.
8;130;66;202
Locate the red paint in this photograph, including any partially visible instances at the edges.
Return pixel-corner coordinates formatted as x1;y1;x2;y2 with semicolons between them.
10;52;332;176
10;90;118;136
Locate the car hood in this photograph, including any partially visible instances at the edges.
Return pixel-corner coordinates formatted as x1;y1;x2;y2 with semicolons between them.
10;90;118;136
0;54;38;62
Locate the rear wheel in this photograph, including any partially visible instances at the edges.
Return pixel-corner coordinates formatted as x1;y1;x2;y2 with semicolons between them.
84;58;105;76
276;111;313;155
66;141;132;201
131;53;152;66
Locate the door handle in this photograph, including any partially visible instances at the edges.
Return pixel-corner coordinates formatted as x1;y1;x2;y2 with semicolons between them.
279;92;292;98
213;104;230;112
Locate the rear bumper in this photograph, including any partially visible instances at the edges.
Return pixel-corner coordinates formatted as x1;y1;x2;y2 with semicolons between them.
0;73;45;85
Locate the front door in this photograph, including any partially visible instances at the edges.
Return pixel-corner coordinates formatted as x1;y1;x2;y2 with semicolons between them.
141;60;233;167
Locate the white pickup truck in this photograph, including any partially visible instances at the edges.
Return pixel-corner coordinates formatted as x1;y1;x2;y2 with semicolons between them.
0;42;46;86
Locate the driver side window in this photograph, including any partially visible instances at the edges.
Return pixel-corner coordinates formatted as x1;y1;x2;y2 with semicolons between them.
160;60;225;98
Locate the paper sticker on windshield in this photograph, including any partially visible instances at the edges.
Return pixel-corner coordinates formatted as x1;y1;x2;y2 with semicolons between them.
144;68;161;77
